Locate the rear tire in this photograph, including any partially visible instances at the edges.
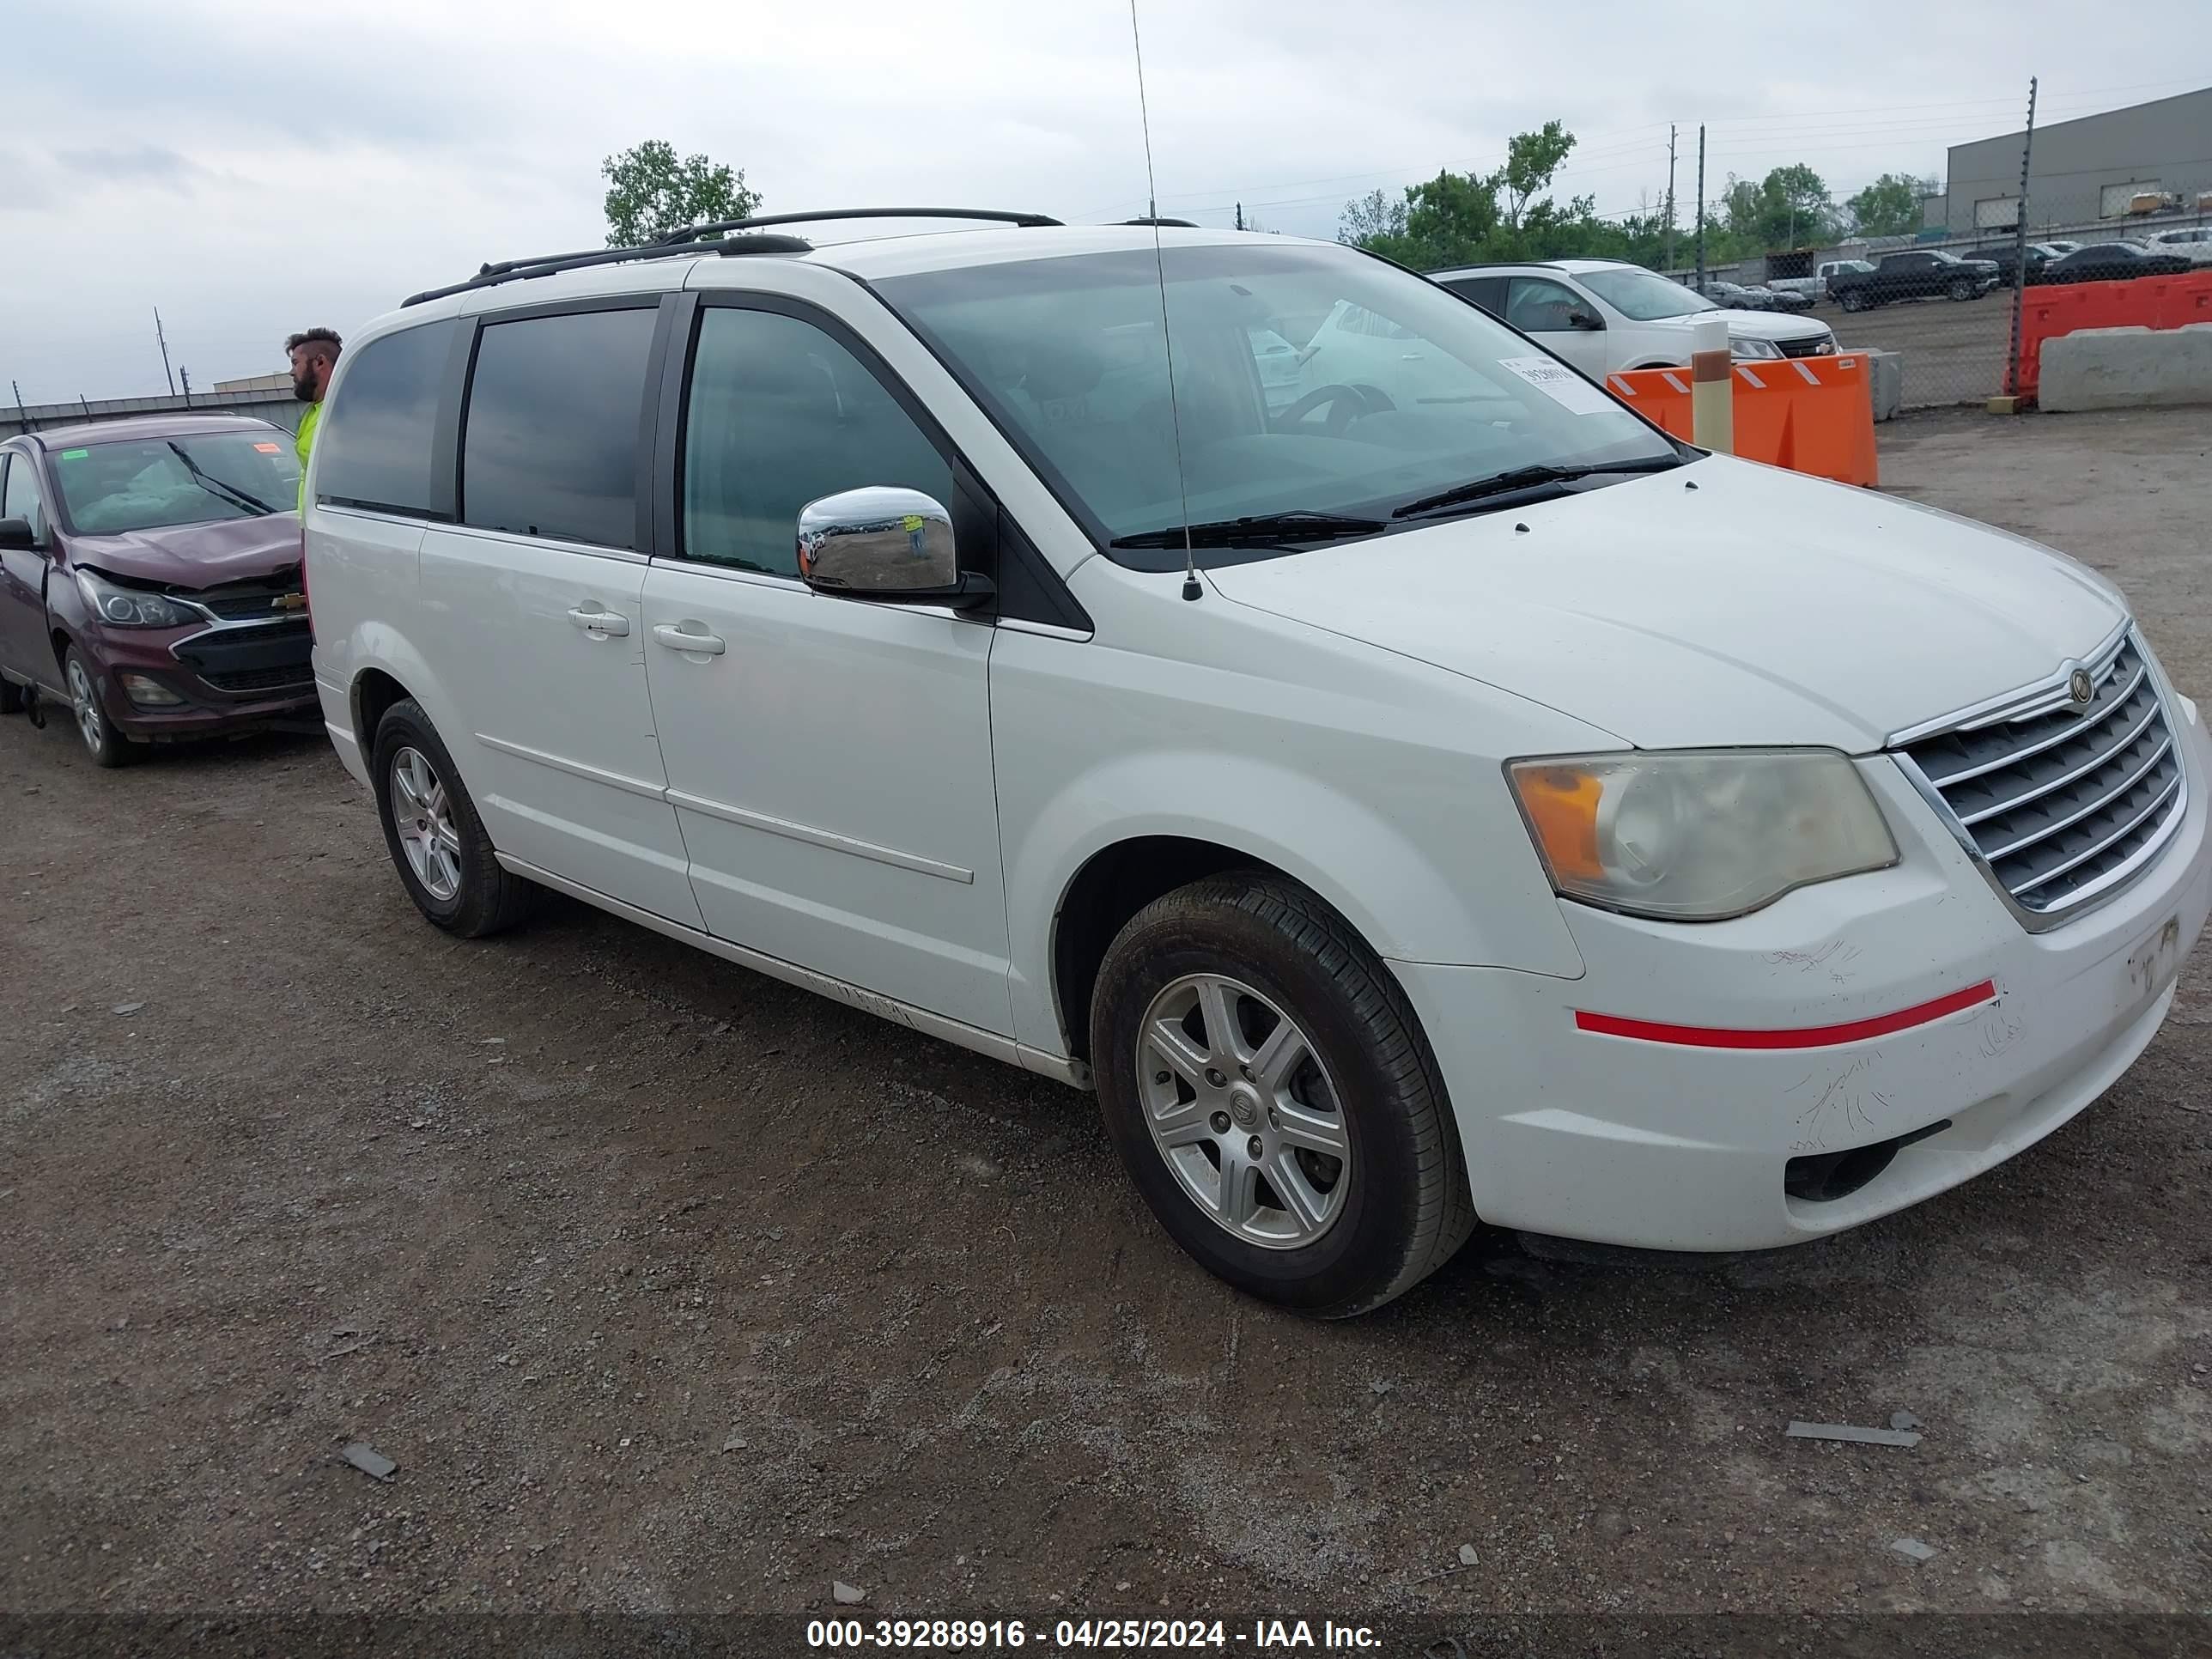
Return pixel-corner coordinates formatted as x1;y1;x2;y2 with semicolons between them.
371;697;537;938
65;648;139;769
1090;872;1475;1318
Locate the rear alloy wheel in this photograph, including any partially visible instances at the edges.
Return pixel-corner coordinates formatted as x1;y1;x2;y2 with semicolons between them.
371;697;537;937
1091;872;1475;1317
65;648;138;769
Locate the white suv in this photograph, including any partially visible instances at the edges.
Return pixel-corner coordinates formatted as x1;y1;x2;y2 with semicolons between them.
307;213;2209;1316
1426;258;1835;376
2144;226;2212;264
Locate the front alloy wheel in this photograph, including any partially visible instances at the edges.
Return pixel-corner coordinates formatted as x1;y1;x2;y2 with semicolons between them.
65;649;137;769
1137;972;1352;1248
1091;873;1476;1317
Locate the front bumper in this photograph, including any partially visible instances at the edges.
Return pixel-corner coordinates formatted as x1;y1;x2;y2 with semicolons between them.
91;618;317;738
1394;701;2212;1251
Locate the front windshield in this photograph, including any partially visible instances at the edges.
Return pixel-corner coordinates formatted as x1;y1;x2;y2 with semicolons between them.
51;431;300;536
1569;265;1717;321
878;243;1679;567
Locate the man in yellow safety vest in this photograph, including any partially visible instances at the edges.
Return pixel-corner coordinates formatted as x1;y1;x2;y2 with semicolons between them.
285;328;343;514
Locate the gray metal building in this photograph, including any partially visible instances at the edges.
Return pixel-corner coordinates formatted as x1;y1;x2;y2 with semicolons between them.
1935;86;2212;236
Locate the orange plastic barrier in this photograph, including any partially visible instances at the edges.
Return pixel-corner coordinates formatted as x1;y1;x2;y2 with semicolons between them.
1604;353;1879;488
2014;270;2212;398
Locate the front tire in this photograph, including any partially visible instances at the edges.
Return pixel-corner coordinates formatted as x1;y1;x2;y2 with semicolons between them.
1948;276;1977;301
1838;289;1868;313
1090;873;1475;1317
371;697;536;937
65;648;138;769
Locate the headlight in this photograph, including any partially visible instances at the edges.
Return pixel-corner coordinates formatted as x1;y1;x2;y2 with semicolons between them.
76;569;200;629
1729;335;1784;361
1508;750;1899;921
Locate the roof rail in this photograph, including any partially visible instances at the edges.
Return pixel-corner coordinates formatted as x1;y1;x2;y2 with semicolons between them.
400;232;813;308
1118;216;1199;228
652;207;1061;244
399;209;1060;309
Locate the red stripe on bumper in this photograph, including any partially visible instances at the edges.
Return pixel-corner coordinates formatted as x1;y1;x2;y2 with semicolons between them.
1574;979;1999;1050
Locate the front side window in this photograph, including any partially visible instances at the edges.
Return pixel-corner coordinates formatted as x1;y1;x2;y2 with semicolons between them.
3;451;46;542
1504;277;1589;332
680;307;951;578
462;307;658;550
877;242;1678;568
48;430;301;537
1576;266;1716;320
318;319;458;517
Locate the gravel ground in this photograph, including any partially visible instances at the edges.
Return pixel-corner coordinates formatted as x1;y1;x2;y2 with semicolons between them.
1818;291;2015;409
3;409;2209;1650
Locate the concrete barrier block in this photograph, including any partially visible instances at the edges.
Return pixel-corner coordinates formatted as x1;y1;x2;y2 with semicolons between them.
1857;349;1904;422
2041;322;2212;411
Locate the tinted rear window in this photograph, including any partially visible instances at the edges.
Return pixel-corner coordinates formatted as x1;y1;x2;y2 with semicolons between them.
316;319;459;517
460;307;658;550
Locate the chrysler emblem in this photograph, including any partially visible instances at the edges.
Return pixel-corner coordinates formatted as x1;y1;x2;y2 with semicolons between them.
2067;668;2094;706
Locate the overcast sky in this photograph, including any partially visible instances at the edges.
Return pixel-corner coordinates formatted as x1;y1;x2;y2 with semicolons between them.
3;0;2205;402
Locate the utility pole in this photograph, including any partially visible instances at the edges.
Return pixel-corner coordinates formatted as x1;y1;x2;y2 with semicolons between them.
2006;76;2039;398
1235;201;1244;231
154;307;177;397
179;368;193;408
1694;125;1707;287
1665;125;1677;270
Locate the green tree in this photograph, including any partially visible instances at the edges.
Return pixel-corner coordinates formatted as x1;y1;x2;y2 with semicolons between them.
601;140;759;246
1498;120;1576;233
1845;172;1936;237
1337;187;1407;246
1718;164;1837;251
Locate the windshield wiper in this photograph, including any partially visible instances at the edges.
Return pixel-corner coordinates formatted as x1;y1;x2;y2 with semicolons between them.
1109;511;1388;550
1389;456;1683;521
166;442;276;517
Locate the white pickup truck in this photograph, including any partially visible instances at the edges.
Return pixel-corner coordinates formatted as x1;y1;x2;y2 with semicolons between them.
1765;258;1874;305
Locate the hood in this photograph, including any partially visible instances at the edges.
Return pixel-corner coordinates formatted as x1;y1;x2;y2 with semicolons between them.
69;513;301;592
1206;455;2125;752
1647;307;1828;342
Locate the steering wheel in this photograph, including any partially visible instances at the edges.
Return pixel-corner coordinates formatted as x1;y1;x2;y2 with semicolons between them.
1273;382;1395;434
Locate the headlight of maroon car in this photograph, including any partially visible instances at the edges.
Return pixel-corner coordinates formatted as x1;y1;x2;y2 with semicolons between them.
76;568;201;628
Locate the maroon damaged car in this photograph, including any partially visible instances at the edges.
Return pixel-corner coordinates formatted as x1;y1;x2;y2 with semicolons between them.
0;415;314;768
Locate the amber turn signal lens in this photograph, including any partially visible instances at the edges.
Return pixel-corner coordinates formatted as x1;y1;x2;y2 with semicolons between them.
1515;765;1606;884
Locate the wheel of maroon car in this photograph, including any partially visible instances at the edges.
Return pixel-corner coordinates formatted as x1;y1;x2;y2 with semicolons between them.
64;647;139;769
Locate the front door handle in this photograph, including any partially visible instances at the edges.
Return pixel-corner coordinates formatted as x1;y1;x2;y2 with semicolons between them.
653;622;726;656
567;605;630;636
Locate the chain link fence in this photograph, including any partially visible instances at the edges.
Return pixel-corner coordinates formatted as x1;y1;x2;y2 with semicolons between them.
1689;187;2212;410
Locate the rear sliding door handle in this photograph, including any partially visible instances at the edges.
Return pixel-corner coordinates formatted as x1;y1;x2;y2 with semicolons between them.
653;623;726;656
567;605;630;636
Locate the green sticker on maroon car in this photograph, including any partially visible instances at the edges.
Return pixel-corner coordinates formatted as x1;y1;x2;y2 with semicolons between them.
59;448;89;459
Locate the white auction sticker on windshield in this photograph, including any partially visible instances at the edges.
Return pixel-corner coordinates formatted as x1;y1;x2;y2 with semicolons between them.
1497;356;1619;416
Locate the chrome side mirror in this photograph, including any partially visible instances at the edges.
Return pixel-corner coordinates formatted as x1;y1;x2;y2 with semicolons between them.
795;487;994;610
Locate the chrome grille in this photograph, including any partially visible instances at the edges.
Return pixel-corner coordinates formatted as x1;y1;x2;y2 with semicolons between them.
1899;632;2185;923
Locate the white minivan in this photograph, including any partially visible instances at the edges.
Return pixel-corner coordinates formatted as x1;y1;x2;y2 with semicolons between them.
307;213;2209;1317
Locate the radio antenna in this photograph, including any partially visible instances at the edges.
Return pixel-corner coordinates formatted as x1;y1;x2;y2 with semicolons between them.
1127;0;1201;601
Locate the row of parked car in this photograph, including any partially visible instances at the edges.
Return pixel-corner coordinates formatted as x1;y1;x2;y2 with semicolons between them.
5;211;2206;1321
